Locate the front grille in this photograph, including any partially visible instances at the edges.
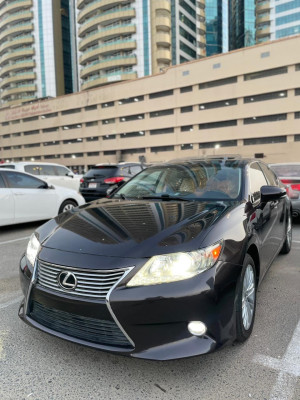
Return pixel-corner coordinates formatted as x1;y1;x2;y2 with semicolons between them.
37;260;129;299
30;301;132;348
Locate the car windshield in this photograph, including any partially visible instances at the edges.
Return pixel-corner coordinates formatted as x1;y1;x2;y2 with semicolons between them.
84;166;117;178
114;160;243;201
270;164;300;177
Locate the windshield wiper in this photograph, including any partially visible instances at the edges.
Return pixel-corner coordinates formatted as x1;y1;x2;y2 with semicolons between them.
140;194;192;202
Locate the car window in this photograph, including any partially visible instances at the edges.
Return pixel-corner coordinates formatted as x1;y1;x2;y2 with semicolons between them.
0;174;6;188
24;165;42;175
4;171;45;189
130;165;142;175
84;166;118;178
119;167;131;176
39;165;57;176
0;164;15;169
249;163;268;203
260;163;277;186
55;166;71;176
270;164;300;177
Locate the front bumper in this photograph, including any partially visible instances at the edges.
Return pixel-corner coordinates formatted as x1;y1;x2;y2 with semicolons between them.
19;251;242;360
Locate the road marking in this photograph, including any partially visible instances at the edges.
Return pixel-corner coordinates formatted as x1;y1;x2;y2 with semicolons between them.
0;296;23;311
292;240;300;244
253;320;300;400
0;236;30;246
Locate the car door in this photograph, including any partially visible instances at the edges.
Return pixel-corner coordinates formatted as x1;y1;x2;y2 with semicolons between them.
3;171;58;223
55;165;79;190
0;173;15;226
260;162;286;248
248;162;279;274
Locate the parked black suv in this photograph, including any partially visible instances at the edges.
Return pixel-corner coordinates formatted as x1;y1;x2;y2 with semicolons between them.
79;162;144;202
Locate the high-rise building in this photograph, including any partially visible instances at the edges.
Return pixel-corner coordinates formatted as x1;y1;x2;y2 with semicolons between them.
205;0;228;56
171;0;206;64
256;0;300;44
0;0;76;107
229;0;256;50
77;0;172;91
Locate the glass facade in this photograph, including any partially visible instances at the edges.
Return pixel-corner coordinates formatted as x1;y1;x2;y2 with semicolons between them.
229;0;256;50
275;0;300;39
206;0;224;56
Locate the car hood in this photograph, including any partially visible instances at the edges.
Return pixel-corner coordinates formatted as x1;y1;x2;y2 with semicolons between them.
39;198;234;258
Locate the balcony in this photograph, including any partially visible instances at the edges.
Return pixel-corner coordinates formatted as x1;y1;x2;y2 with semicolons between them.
78;0;128;23
0;10;33;30
0;71;36;89
0;47;34;66
155;32;171;47
256;1;271;13
0;22;33;42
0;35;33;55
79;23;136;51
79;39;136;64
156;48;171;63
0;0;32;18
1;83;36;99
78;7;135;37
155;16;171;31
80;55;137;78
0;59;35;77
256;26;270;37
256;13;270;25
81;71;137;90
153;0;171;12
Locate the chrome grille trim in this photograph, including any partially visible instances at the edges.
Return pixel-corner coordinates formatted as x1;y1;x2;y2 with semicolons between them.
37;260;130;299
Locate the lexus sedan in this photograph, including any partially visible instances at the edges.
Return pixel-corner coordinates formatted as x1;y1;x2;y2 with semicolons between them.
0;169;85;226
19;157;292;360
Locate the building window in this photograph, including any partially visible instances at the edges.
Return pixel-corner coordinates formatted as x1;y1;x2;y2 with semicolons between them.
12;133;21;137
244;91;287;103
243;114;287;124
295;112;300;119
64;153;84;158
295;88;300;96
181;125;194;132
276;25;300;39
86;136;99;142
101;101;114;108
103;134;116;140
181;143;193;150
63;124;82;130
199;98;237;110
244;136;287;145
2;122;9;126
118;96;144;105
13;145;22;149
42;127;58;133
276;12;300;26
87;152;100;156
43;141;60;146
296;64;300;71
199;120;237;129
149;90;173;99
86;121;98;127
121;131;145;138
24;130;39;136
102;118;115;124
181;106;193;113
44;154;61;159
3;134;10;138
63;138;83;144
150;128;174;135
199;76;237;89
104;150;116;155
179;26;196;46
151;146;175;152
85;105;97;111
199;140;237;149
61;108;81;115
121;148;146;155
180;85;193;93
3;146;11;150
120;114;144;122
42;112;58;119
23;116;38;122
180;41;196;58
244;67;288;81
24;143;40;148
295;134;300;141
276;1;300;13
150;109;174;118
179;12;196;31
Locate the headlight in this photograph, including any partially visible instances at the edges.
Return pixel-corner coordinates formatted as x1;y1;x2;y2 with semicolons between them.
127;242;222;287
26;233;41;266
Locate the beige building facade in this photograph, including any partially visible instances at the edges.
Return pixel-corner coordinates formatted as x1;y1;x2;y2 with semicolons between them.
0;35;300;171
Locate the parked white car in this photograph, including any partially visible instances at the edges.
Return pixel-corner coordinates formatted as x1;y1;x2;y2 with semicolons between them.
0;162;81;191
0;169;85;226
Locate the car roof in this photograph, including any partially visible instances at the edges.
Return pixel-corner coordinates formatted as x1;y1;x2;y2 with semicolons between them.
0;162;69;167
269;163;300;166
0;168;46;180
156;156;254;168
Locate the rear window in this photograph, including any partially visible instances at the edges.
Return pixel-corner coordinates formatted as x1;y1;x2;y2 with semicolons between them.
84;166;118;178
270;164;300;177
0;165;15;169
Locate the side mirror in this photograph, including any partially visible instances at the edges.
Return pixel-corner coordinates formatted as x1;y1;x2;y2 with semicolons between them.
260;185;286;203
66;172;74;178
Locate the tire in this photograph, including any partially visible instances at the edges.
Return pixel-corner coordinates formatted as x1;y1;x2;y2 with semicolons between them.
280;211;292;254
236;254;257;343
58;200;77;214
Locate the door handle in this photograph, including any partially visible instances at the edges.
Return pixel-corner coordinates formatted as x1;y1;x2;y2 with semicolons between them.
14;192;25;196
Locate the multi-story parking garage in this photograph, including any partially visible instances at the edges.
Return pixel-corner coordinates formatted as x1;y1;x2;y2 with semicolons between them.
0;35;300;172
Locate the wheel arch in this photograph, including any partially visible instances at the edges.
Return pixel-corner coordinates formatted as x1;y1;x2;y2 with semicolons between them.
246;244;260;285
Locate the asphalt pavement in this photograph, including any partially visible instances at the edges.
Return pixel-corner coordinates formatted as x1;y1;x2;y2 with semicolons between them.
0;220;299;400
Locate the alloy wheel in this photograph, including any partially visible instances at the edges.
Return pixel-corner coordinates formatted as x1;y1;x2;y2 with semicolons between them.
242;265;255;331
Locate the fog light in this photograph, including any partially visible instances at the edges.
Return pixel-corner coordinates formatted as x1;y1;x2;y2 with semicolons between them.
188;321;207;336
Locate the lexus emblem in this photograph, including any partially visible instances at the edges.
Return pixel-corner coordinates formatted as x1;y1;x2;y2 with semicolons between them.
58;271;78;290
